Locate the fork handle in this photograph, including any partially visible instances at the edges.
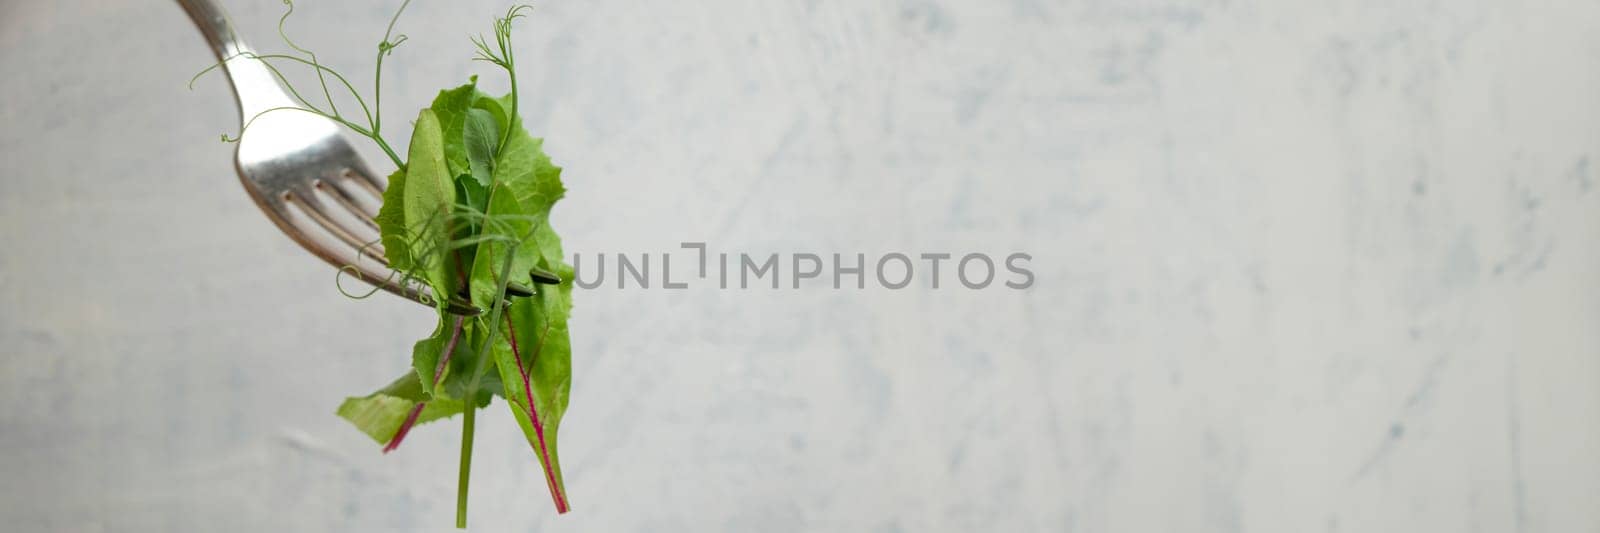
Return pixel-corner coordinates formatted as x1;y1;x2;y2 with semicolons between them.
177;0;300;121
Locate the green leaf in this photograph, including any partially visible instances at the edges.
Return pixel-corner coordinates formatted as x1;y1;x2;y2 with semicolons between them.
463;108;500;188
402;108;458;307
471;91;574;512
428;81;482;178
482;101;566;272
371;96;574;513
439;322;505;405
374;168;411;271
495;124;565;219
472;95;511;135
410;316;460;399
467;183;538;310
493;290;573;512
453;176;490;263
336;372;466;444
274;3;576;521
456;175;490;216
503;131;573;510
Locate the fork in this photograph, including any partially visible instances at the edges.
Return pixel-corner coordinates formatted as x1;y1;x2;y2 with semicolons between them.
178;0;492;314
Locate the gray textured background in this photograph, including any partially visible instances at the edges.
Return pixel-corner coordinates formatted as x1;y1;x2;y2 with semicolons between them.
2;0;1598;531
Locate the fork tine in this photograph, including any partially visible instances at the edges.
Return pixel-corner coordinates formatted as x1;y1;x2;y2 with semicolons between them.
341;167;388;202
295;187;392;267
287;188;378;257
270;192;481;316
334;247;483;316
314;178;379;229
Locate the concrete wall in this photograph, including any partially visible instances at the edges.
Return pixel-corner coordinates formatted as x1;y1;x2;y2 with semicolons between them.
1;0;1596;531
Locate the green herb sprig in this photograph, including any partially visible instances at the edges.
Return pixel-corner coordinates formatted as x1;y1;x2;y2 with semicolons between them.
192;2;574;526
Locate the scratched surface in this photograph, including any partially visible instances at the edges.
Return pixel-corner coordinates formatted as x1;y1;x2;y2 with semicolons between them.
2;0;1598;531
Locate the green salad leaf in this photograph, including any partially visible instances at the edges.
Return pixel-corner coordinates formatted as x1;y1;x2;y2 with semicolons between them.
400;108;459;308
197;2;576;527
373;168;413;271
336;370;466;442
463;108;501;188
429;83;481;179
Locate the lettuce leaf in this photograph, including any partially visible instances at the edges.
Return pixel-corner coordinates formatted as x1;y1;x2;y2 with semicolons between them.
336;371;466;444
466;86;573;512
359;81;573;514
399;108;458;310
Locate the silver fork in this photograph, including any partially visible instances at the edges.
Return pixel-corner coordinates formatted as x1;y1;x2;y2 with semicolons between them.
177;0;489;314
